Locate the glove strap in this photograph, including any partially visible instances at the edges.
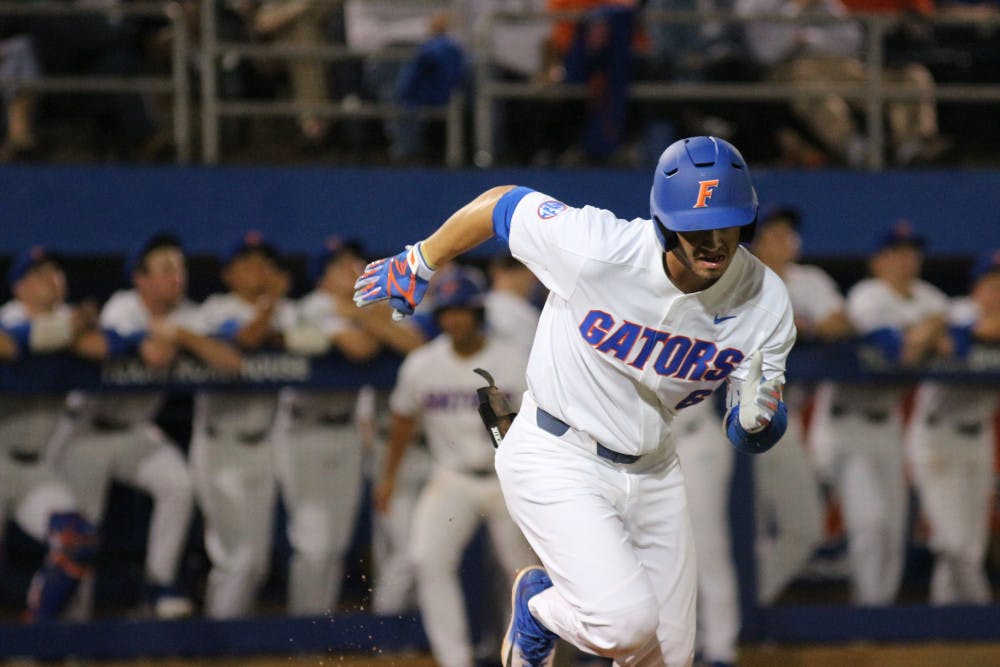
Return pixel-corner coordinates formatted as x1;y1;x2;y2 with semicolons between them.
407;242;438;279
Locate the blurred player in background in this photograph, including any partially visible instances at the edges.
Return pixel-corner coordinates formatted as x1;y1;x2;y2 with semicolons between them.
272;237;423;616
673;395;740;667
750;206;845;604
0;247;100;621
190;231;294;619
809;221;949;605
905;249;1000;605
485;252;541;355
374;267;536;667
355;136;795;666
49;233;240;619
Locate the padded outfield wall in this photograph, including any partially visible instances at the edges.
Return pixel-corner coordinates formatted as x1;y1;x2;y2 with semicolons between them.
0;165;998;258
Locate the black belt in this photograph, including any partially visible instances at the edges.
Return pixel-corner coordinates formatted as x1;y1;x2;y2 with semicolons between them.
464;467;495;478
318;413;353;426
830;405;889;423
204;425;268;445
92;416;133;432
536;407;640;464
9;449;39;464
927;415;983;436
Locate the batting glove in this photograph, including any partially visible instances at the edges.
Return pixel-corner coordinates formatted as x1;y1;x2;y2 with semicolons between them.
738;350;783;433
353;243;437;320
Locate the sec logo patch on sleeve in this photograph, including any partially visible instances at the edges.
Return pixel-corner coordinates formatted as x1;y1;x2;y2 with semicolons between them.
537;200;567;219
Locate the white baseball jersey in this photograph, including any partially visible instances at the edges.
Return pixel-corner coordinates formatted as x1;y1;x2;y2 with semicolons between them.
485;290;541;356
837;277;949;411
194;293;297;435
0;301;76;456
66;290;207;426
503;189;796;456
782;262;846;409
390;335;527;473
784;263;845;326
280;289;358;417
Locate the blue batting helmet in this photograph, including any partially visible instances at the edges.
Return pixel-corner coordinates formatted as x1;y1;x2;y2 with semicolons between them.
650;136;758;246
432;267;487;313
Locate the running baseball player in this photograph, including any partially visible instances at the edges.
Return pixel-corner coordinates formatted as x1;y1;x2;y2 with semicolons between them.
273;237;423;616
356;136;795;667
0;247;99;622
904;249;1000;605
374;267;536;667
750;206;846;605
49;233;241;619
808;221;950;606
190;231;296;619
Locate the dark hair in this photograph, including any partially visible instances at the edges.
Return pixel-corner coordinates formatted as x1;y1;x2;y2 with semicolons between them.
130;232;183;275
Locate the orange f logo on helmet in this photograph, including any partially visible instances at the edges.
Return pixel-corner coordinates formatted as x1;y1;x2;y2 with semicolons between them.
693;179;720;208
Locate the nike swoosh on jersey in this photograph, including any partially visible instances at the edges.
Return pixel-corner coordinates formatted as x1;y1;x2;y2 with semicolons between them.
713;314;737;324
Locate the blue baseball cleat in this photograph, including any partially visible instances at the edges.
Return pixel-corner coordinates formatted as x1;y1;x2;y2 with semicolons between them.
502;565;558;667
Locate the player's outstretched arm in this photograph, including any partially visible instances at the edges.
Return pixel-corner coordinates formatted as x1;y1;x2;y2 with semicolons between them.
724;351;787;454
354;186;517;319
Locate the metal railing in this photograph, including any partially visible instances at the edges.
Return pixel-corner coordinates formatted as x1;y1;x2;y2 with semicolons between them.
0;3;998;168
0;1;191;163
198;0;465;166
473;8;1000;169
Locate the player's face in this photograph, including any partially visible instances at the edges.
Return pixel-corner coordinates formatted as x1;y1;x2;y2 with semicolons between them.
973;272;1000;313
871;244;922;284
667;226;742;291
223;252;274;298
320;252;365;297
752;220;800;268
437;308;482;349
137;247;187;308
15;262;66;311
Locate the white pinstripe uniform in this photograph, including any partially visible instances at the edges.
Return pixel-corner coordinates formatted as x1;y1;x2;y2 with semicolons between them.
47;290;197;615
754;263;832;604
271;288;366;616
493;189;795;666
905;296;999;605
0;302;79;547
191;292;297;618
809;276;948;605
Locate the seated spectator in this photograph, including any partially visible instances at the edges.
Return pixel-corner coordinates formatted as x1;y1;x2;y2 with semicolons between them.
0;33;40;161
390;11;465;163
541;0;642;164
737;0;949;167
14;1;160;159
252;0;336;150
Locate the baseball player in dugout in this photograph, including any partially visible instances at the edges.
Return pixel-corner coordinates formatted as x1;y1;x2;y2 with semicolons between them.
0;247;101;622
904;249;1000;605
272;237;423;616
749;207;847;606
48;233;242;619
356;135;796;667
808;221;950;606
374;266;536;667
190;231;296;619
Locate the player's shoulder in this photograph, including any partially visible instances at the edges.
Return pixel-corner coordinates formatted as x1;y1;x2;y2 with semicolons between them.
846;277;885;300
912;278;949;301
787;262;835;285
101;289;142;317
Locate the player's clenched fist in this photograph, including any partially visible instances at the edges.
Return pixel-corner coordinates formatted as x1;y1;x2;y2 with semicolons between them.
738;350;782;433
353;242;437;320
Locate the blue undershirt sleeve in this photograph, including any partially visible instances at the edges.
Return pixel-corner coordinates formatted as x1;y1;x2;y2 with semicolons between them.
725;402;788;455
492;186;534;243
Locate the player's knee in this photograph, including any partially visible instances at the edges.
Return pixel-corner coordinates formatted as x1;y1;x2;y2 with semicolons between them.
586;599;659;656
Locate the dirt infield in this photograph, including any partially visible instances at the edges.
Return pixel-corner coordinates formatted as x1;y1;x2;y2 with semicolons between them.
13;643;999;667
